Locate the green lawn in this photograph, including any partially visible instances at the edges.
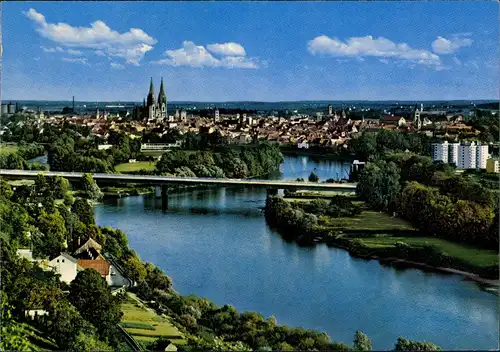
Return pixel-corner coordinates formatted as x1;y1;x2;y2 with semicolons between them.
319;210;416;232
115;161;156;173
0;143;19;155
120;293;185;346
360;236;499;268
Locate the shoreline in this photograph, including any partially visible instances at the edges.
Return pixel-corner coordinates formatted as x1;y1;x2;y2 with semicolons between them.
321;238;499;289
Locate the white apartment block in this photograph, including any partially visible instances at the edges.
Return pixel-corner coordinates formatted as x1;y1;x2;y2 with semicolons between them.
431;141;488;170
448;143;460;166
458;142;477;169
476;143;489;169
431;141;449;163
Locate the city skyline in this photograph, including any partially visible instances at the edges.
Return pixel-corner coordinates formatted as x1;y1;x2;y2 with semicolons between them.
2;2;499;101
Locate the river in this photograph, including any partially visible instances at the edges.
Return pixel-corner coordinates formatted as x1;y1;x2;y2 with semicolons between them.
94;156;499;350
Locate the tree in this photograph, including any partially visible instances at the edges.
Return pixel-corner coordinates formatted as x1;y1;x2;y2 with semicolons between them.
308;172;319;182
33;210;66;258
356;160;401;211
69;269;123;341
353;330;372;351
0;177;13;200
81;173;103;201
122;252;147;282
394;337;441;351
72;198;95;225
51;176;70;199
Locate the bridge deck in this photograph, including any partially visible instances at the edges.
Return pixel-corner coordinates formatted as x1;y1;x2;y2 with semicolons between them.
0;169;357;191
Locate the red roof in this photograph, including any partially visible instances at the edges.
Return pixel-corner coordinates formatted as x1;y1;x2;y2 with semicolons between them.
78;259;110;277
381;116;404;123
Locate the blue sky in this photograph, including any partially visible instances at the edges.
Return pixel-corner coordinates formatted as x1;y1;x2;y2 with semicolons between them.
2;1;498;102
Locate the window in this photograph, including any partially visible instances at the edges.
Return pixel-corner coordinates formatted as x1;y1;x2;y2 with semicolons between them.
62;259;65;263
57;259;59;263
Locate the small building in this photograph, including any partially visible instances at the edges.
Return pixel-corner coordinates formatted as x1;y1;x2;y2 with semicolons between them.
77;259;111;281
381;116;406;127
49;253;78;284
486;158;499;173
74;237;105;260
97;144;114;150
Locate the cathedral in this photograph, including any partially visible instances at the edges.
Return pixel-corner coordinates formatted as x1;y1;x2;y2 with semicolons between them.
134;77;167;121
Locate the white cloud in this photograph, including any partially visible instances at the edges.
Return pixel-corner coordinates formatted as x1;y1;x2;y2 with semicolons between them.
41;46;82;56
207;42;246;56
110;62;125;70
308;35;442;67
153;41;258;69
26;8;156;65
432;36;472;54
453;57;462;66
67;49;82;56
61;57;89;65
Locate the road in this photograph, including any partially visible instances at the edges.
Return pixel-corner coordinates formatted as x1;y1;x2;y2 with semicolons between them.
0;169;357;191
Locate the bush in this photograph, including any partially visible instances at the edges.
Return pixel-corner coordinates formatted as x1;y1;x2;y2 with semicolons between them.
308;172;319;182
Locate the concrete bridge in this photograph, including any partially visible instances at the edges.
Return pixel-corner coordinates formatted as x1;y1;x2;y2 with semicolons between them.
0;169;357;209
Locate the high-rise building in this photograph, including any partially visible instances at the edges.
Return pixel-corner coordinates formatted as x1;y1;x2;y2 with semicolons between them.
431;141;448;163
458;142;477;169
448;142;460;166
431;140;488;170
214;108;220;122
327;104;333;116
476;142;489;169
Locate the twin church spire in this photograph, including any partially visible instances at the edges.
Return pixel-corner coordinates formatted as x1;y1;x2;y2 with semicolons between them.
140;77;167;121
146;77;166;107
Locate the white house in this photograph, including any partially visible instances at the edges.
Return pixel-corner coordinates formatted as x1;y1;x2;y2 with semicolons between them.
49;253;78;284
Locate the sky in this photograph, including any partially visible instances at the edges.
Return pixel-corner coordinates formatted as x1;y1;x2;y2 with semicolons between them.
2;1;499;102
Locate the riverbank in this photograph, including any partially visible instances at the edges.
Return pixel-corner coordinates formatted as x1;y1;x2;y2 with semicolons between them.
265;196;499;285
326;240;499;288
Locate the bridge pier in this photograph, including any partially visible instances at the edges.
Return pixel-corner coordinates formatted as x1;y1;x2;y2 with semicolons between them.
155;185;169;210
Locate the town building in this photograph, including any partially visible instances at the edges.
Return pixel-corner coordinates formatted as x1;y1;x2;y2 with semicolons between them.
486;158;499;173
49;253;78;284
77;259;111;281
381;116;406;127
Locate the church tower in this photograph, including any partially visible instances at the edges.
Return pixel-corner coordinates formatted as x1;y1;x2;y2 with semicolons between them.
147;77;156;120
413;104;422;130
158;77;167;120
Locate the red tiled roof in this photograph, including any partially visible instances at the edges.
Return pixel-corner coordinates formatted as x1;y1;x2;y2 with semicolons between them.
77;259;110;277
381;116;404;123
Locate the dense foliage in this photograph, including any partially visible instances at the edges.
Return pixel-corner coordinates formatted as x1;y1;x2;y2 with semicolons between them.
156;143;283;178
348;130;431;162
356;153;498;250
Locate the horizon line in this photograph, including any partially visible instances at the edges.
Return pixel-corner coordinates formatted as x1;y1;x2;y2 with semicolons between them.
3;99;499;104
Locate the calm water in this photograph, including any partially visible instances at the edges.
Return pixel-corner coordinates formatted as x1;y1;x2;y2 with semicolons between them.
94;156;499;350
